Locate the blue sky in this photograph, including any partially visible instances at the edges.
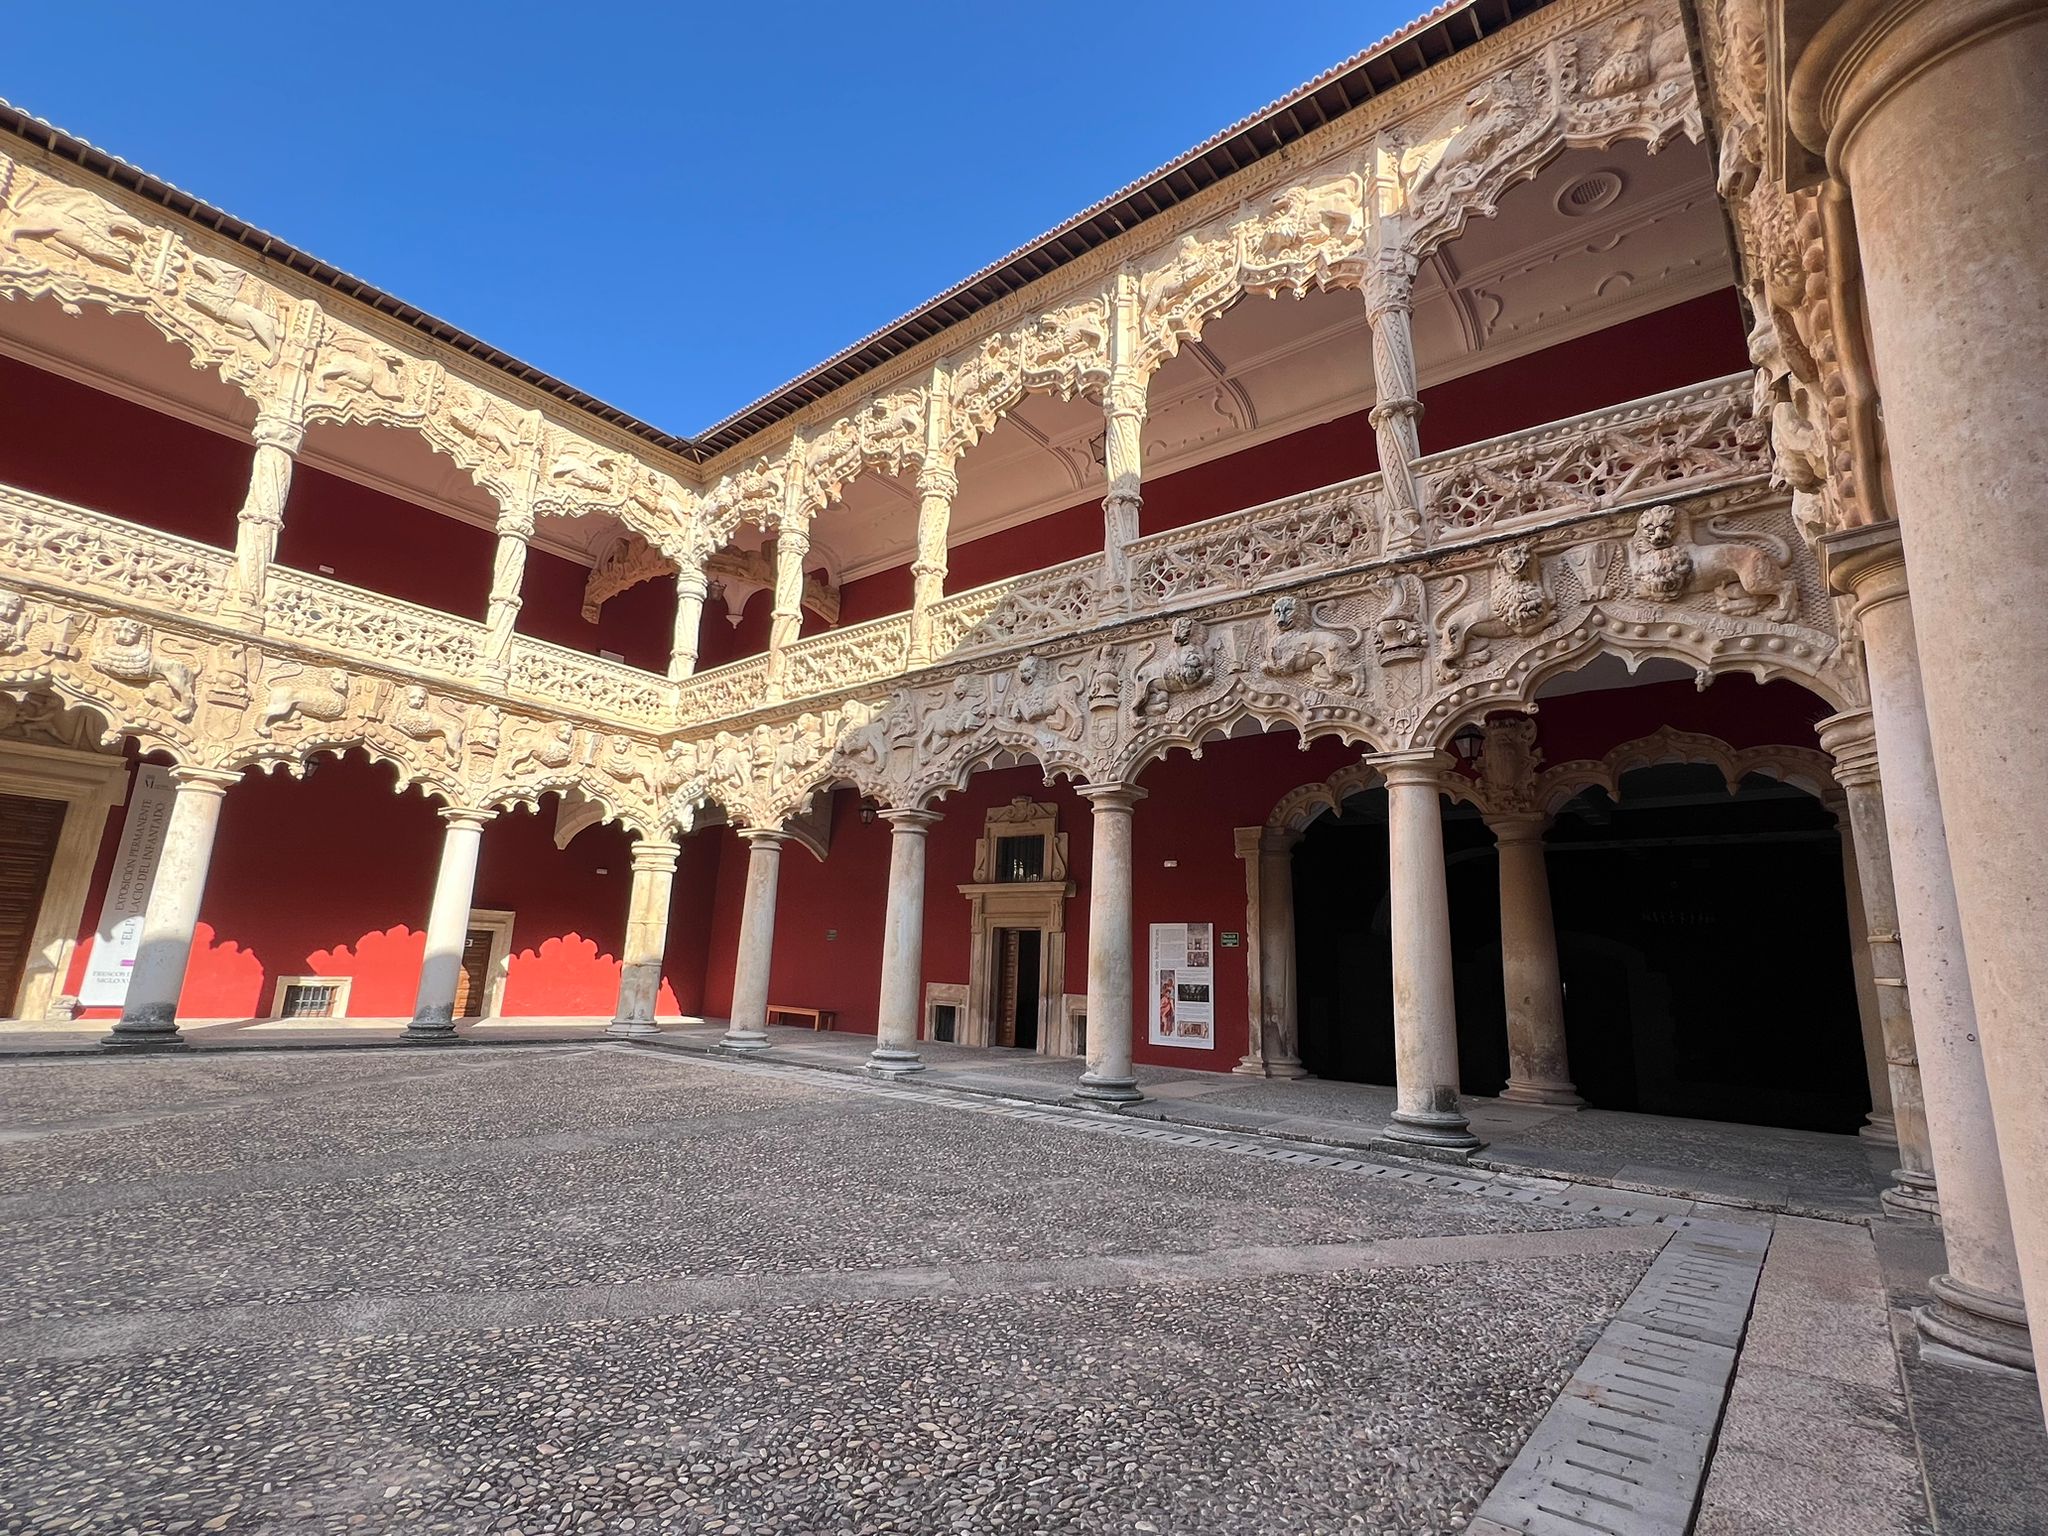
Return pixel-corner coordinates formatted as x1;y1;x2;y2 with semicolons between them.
6;2;1421;436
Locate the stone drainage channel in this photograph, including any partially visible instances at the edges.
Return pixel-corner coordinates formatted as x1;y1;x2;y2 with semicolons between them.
615;1041;1772;1536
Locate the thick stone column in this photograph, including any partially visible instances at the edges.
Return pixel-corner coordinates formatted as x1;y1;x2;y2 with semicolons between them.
1488;812;1582;1109
1074;784;1145;1105
669;564;709;682
480;503;533;687
1817;713;1940;1217
907;464;956;667
102;766;241;1050
1791;0;2048;1396
1826;529;2033;1370
223;409;302;628
763;522;810;700
1363;247;1426;554
609;839;680;1037
1374;752;1478;1149
405;807;496;1043
721;829;786;1053
869;809;939;1076
1234;828;1307;1078
1832;798;1897;1144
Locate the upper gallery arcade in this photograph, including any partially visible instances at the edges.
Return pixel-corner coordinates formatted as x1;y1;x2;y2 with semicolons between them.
5;0;2047;1388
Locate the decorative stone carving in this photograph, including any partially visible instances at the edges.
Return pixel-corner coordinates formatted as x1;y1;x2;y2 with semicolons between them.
90;619;197;722
1436;542;1554;676
1624;503;1796;619
1260;596;1364;697
1134;616;1222;718
257;663;351;736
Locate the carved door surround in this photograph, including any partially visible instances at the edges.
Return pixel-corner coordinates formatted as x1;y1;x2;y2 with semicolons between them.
959;798;1075;1053
0;734;131;1021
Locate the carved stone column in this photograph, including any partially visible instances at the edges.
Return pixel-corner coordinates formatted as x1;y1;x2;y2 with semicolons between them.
1234;827;1307;1078
721;829;787;1053
907;463;956;668
1791;0;2048;1395
670;563;709;682
405;807;497;1043
1488;812;1582;1108
1832;797;1897;1144
223;407;304;629
870;809;940;1076
480;502;534;688
102;767;242;1050
1074;783;1145;1105
764;522;811;700
1101;373;1147;610
609;838;680;1037
1815;712;1939;1217
1373;751;1478;1149
1363;247;1427;554
1825;527;2033;1370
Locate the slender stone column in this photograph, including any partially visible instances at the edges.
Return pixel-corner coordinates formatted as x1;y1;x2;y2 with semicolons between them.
763;522;810;699
1074;784;1145;1105
1363;247;1427;554
870;809;940;1076
480;503;534;687
1817;713;1939;1217
609;839;680;1037
1101;376;1146;609
1832;798;1898;1145
669;564;709;682
1374;752;1478;1149
1791;0;2048;1397
721;829;787;1053
405;808;496;1043
102;766;242;1050
1826;529;2033;1370
1488;812;1582;1108
223;409;303;628
1235;828;1307;1078
907;464;956;667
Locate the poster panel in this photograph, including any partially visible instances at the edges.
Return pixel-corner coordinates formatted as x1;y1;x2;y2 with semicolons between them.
1149;921;1214;1048
76;764;176;1007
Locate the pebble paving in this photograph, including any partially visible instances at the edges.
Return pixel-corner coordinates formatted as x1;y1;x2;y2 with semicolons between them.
0;1045;1654;1534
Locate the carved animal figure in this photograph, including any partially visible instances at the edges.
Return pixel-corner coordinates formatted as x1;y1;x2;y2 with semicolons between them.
508;721;577;778
183;261;279;363
1436;542;1552;675
1261;595;1364;695
1134;616;1220;717
4;182;148;273
89;620;195;721
1373;574;1427;661
1252;181;1359;262
1588;16;1653;97
259;665;350;735
390;685;462;761
548;450;616;492
1408;75;1533;207
449;399;522;460
0;587;29;655
317;340;406;401
1005;654;1078;742
920;675;988;753
1627;505;1797;620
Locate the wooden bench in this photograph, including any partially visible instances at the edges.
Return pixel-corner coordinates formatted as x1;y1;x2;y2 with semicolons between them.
767;1004;837;1032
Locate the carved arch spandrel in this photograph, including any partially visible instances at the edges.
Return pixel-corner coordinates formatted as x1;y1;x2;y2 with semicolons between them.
1530;725;1838;817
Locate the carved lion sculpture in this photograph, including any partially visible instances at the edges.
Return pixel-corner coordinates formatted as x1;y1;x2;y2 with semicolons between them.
4;182;148;275
258;665;350;736
1134;616;1220;717
1627;505;1796;620
89;619;196;722
1261;595;1364;695
1436;542;1552;676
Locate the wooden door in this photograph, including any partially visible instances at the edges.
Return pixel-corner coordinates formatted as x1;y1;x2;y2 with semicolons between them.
0;794;64;1015
993;928;1023;1048
452;927;495;1018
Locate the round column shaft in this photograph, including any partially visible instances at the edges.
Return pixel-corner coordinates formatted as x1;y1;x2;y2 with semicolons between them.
1834;801;1898;1145
721;829;786;1053
103;767;241;1050
1074;784;1145;1105
609;839;680;1037
406;808;496;1043
870;810;940;1076
1489;813;1581;1109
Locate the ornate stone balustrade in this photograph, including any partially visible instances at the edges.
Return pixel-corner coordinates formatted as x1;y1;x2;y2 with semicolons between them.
1127;478;1385;608
506;636;673;725
0;485;230;616
783;612;911;699
267;568;485;678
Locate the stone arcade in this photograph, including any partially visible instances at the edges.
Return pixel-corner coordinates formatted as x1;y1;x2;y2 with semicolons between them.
1;0;2044;1409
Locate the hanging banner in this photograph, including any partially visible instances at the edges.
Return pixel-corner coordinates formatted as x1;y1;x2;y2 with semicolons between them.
1148;921;1215;1049
77;764;176;1007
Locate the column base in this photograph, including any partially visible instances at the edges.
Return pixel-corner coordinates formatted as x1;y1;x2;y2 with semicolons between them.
1917;1273;2036;1373
1383;1108;1483;1151
1232;1054;1308;1080
866;1046;926;1078
1882;1167;1941;1220
1859;1111;1900;1147
719;1030;772;1054
606;1019;661;1037
100;1015;188;1051
1498;1078;1584;1109
1071;1071;1144;1107
402;1006;461;1044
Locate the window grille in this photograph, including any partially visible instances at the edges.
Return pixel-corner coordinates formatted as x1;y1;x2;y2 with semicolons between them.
995;835;1044;882
279;982;341;1018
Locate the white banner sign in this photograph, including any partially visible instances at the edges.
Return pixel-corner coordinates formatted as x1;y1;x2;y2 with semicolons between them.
77;764;177;1007
1149;921;1215;1049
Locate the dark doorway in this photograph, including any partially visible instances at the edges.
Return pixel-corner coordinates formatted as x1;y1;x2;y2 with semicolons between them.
0;793;64;1014
993;927;1042;1050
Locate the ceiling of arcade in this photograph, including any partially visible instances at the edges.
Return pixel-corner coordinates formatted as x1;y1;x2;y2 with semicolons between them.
756;139;1729;584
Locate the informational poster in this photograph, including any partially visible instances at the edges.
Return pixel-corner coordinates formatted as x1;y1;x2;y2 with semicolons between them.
1149;921;1215;1049
77;764;176;1007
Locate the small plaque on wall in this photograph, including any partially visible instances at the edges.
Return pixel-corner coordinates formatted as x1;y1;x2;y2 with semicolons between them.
1220;932;1242;948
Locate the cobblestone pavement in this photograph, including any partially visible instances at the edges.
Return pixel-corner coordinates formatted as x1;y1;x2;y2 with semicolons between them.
0;1045;1661;1534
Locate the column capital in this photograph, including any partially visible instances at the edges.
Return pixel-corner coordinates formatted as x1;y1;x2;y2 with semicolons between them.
251;405;307;456
1816;708;1882;788
168;766;243;795
438;805;499;830
1369;749;1452;788
630;838;682;872
1076;782;1146;812
1485;809;1550;843
1819;518;1910;617
674;562;711;600
879;807;942;833
1232;825;1264;859
914;462;960;501
740;826;791;848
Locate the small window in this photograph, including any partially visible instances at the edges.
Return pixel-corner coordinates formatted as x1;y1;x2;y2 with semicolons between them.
280;982;340;1018
932;1004;958;1043
996;835;1044;883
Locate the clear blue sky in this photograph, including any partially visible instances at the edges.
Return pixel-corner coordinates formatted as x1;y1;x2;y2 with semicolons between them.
6;2;1420;437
